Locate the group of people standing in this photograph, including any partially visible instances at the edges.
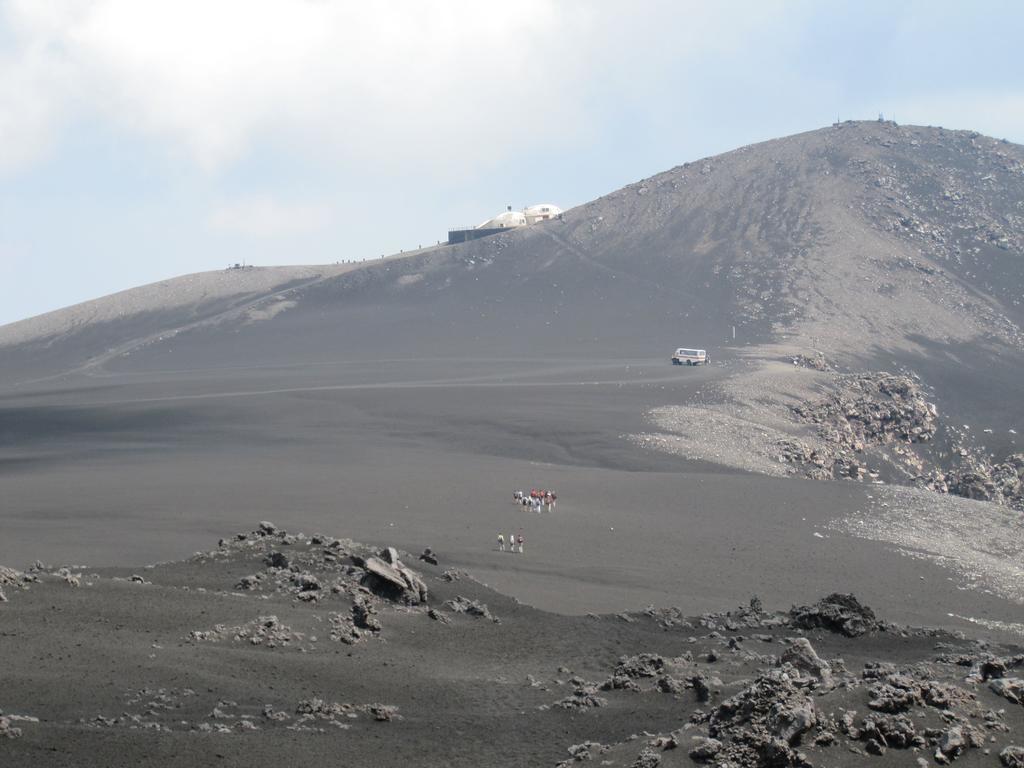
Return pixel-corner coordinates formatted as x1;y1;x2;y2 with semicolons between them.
513;488;557;513
497;531;524;553
497;489;559;554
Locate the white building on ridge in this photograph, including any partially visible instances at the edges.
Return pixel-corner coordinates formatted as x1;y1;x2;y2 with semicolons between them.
523;203;562;224
477;209;527;229
448;203;564;244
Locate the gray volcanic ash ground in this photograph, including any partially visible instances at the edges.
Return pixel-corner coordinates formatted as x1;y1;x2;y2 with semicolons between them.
2;121;1024;766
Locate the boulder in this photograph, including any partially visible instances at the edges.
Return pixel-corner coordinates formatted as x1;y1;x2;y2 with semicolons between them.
790;593;877;636
935;726;965;762
859;713;923;749
294;573;321;592
703;671;816;768
629;747;661;768
444;596;496;621
395;564;429;603
0;716;22;739
614;653;666;679
555;685;607;710
1001;746;1024;768
991;677;1024;705
236;574;261;590
690;673;711;702
656;676;685;694
688;736;722;762
358;555;428;604
770;696;817;744
418;548;439;566
780;638;833;686
368;703;398;721
868;676;922;712
600;675;641;692
427;607;450;624
352;599;381;632
265;552;289;569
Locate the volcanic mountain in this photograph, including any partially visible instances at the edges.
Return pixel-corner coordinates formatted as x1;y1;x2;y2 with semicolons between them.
4;120;1024;379
4;121;1024;482
3;121;1024;768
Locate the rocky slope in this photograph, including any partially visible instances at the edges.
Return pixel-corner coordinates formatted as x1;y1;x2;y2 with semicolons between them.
2;525;1023;767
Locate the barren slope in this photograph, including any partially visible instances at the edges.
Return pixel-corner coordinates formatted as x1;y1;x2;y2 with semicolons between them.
3;121;1023;386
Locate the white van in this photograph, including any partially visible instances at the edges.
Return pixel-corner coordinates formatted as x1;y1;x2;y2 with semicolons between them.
672;348;708;365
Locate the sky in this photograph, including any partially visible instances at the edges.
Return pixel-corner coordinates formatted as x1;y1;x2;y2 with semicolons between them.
1;0;1023;326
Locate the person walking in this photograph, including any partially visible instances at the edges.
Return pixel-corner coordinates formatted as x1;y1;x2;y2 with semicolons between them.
509;531;516;553
497;532;505;552
517;533;524;554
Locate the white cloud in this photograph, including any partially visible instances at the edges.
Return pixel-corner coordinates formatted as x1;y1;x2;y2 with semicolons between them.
208;196;331;238
0;0;791;177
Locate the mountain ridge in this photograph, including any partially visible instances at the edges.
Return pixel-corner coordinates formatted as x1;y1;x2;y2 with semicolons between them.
4;120;1023;387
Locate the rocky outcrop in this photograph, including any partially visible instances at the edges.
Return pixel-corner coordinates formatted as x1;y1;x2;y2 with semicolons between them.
688;736;723;762
856;713;924;750
780;638;833;687
786;372;937;481
791;352;832;371
443;596;497;622
991;678;1024;706
945;454;1024;509
356;551;428;605
703;671;816;767
629;747;661;768
789;593;878;637
0;715;22;740
613;653;666;679
418;547;438;566
0;565;24;602
555;683;608;710
1002;746;1024;768
190;615;302;648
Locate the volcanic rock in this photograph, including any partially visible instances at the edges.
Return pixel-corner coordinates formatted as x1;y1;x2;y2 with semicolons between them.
704;670;816;767
418;548;438;566
867;675;922;713
555;684;608;710
780;637;833;686
444;596;496;622
991;678;1024;705
265;552;289;569
688;736;722;762
629;747;661;768
352;598;381;632
1001;746;1024;768
789;593;877;636
614;653;667;679
357;554;428;604
690;673;711;702
935;726;966;762
0;716;22;739
656;676;685;694
858;713;923;749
